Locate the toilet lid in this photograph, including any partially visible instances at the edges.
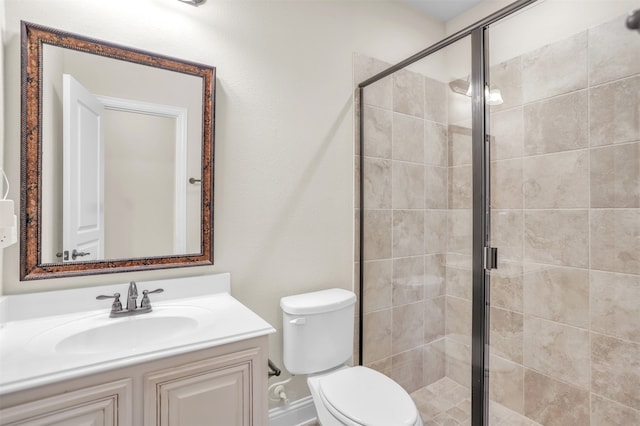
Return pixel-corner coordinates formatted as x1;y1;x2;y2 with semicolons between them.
318;366;418;426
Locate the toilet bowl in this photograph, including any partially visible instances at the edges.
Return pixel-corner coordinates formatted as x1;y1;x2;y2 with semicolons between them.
280;288;423;426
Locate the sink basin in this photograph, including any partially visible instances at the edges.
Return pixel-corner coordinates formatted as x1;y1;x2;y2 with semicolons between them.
55;316;198;354
27;304;216;355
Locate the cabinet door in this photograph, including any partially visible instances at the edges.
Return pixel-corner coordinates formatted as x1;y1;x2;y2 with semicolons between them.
0;379;132;426
144;347;261;426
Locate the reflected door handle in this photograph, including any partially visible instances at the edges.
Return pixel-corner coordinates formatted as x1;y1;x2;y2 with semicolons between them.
56;251;70;261
72;249;90;260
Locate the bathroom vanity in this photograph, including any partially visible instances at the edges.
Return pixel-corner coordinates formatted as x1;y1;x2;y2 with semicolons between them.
0;274;275;425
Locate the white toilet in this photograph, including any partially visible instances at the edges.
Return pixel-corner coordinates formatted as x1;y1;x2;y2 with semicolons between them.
281;288;423;426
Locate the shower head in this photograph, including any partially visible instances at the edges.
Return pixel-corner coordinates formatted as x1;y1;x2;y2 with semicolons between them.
449;78;472;96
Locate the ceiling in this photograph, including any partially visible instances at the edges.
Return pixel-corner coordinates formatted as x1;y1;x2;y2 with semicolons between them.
405;0;484;22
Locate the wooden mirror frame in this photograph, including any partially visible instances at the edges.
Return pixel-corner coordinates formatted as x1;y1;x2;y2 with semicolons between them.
20;22;215;280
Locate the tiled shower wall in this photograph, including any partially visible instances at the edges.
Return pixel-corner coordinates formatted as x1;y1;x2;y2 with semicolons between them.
354;54;450;393
355;13;640;426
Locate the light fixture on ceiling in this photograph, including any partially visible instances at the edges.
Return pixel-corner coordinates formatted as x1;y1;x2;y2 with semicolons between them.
178;0;205;6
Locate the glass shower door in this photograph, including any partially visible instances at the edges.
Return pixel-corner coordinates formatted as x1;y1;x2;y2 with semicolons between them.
487;3;640;425
356;34;476;424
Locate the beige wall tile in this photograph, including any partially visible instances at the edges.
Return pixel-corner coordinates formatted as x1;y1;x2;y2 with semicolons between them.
524;316;590;389
590;142;640;208
393;210;424;258
423;339;446;386
490;355;524;414
523;265;589;328
591;332;640;410
448;125;472;167
448;87;472;125
446;296;472;346
522;31;588;103
425;121;448;167
363;106;392;158
490;56;523;112
490;307;523;364
491;158;523;209
363;309;392;364
523;150;589;208
490;107;524;161
393;113;424;161
425;165;448;209
446;338;471;388
392;301;425;353
490;260;524;313
354;54;393;110
589;14;640;86
447;209;472;256
363;209;391;260
394;68;424;118
392;161;425;209
425;254;446;299
424;296;445;343
591;394;640;426
491;210;524;261
591;270;640;343
590;76;640;147
591;209;640;274
366;356;392;378
363;157;391;209
363;259;392;313
448;165;472;209
424;76;448;124
524;210;589;268
393;256;425;306
524;369;590;426
446;253;472;300
392;347;425;393
425;210;447;254
523;90;589;155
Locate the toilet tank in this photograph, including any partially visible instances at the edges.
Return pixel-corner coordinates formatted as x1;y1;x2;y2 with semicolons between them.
281;288;356;375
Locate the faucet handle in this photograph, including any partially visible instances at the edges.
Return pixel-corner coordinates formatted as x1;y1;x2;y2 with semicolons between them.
140;288;164;309
96;293;123;313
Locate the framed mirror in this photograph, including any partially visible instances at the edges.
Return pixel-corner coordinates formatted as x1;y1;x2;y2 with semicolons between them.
20;22;215;280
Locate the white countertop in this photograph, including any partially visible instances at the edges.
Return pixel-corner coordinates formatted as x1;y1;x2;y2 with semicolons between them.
0;274;275;395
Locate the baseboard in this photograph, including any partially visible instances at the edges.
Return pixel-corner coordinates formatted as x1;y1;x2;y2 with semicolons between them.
268;396;318;426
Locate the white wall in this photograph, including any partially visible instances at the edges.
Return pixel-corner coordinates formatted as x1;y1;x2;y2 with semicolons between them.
2;0;444;403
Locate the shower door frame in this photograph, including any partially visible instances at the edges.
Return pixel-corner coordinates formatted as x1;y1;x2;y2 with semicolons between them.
356;1;538;425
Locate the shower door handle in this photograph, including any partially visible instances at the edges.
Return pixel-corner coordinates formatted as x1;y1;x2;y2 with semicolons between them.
484;247;498;270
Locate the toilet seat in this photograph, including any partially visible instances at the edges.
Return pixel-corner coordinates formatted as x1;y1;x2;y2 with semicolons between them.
318;366;418;426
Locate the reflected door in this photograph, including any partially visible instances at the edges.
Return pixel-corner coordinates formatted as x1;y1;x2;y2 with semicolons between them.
62;73;104;262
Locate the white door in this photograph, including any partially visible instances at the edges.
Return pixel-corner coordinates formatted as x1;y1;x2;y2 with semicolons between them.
63;74;104;262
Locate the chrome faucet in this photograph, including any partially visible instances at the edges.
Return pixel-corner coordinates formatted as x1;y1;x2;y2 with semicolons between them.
126;281;138;311
97;281;164;318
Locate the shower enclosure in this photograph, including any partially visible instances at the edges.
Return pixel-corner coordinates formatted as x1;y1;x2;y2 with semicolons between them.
355;0;640;425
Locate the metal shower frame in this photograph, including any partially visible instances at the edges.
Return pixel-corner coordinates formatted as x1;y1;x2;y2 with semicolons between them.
356;1;539;424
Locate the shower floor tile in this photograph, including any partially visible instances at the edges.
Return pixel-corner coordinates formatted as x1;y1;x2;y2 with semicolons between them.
410;378;542;426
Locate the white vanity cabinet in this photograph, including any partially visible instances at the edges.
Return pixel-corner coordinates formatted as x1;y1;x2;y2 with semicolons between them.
0;379;132;426
0;336;270;426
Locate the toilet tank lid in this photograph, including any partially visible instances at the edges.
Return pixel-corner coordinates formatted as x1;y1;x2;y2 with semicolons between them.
281;288;356;315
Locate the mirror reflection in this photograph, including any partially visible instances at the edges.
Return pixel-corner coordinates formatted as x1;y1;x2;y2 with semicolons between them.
21;22;215;280
40;46;203;263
